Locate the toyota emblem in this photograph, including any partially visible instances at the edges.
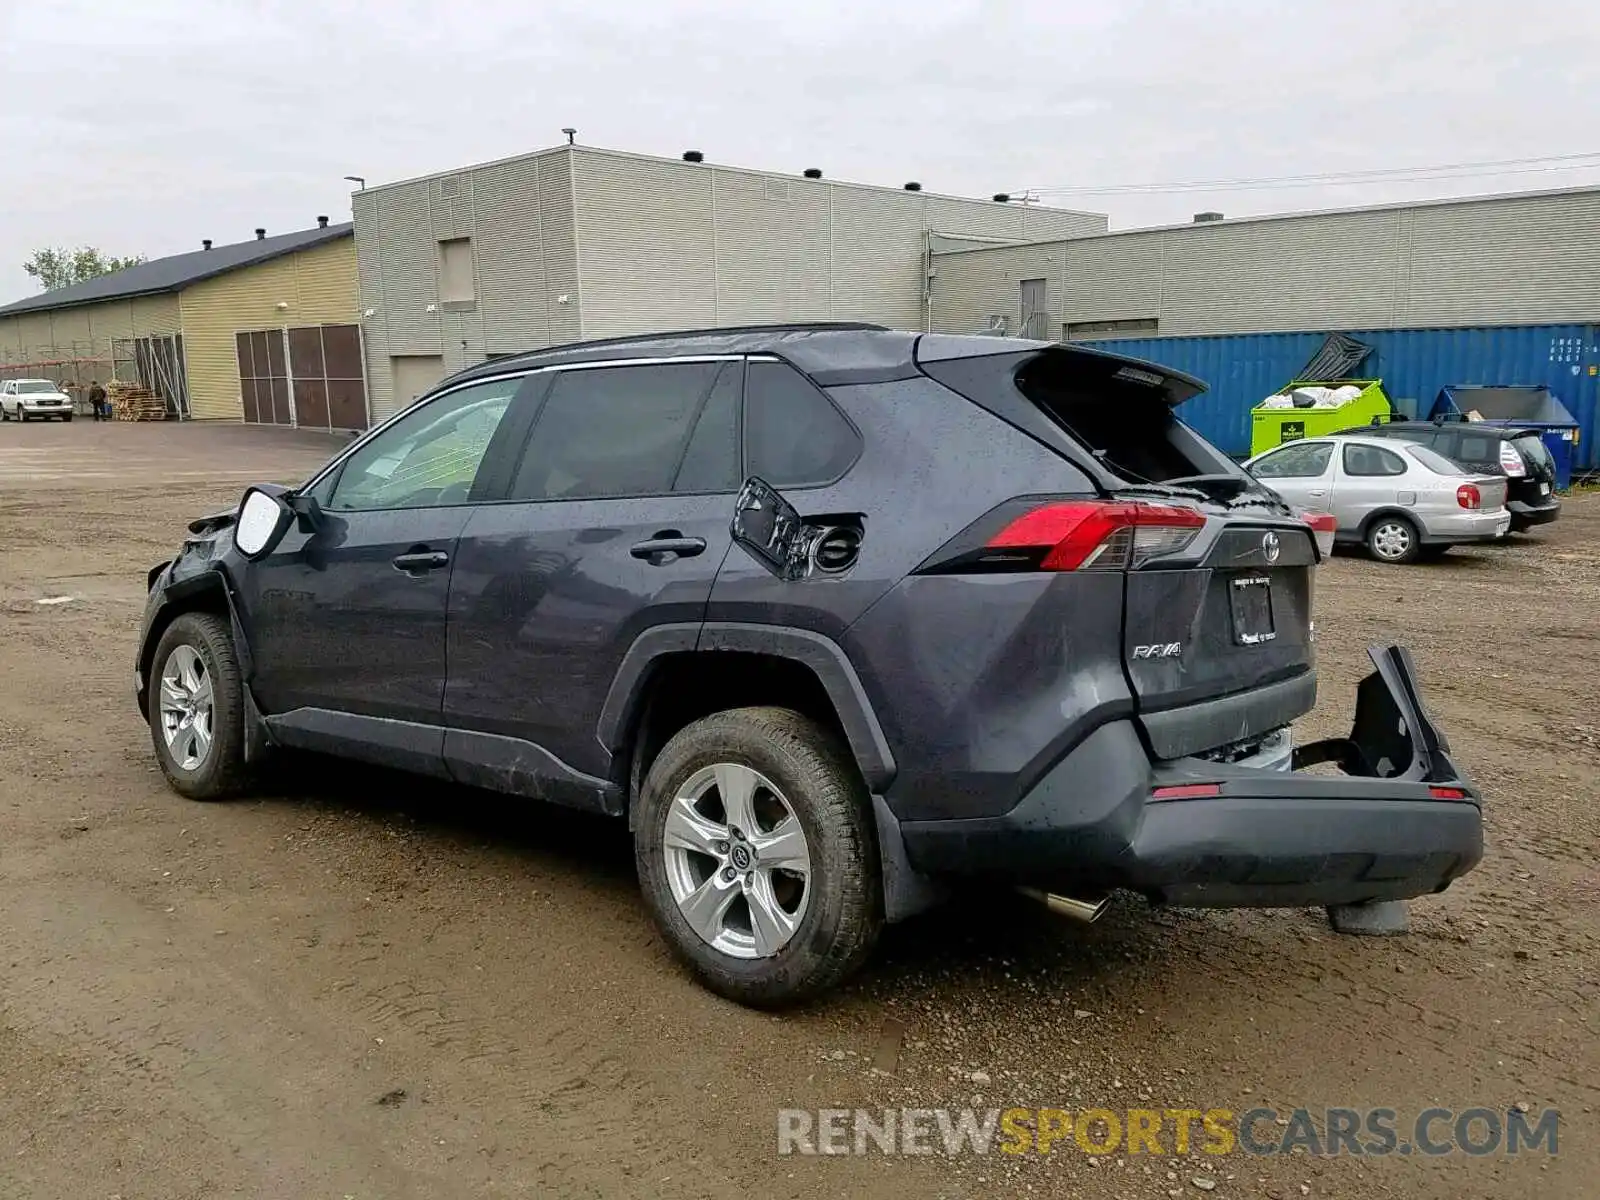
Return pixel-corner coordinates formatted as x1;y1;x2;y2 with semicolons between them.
1261;531;1281;564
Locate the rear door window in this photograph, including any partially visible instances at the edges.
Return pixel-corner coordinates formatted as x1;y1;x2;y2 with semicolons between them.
1455;433;1498;466
1341;444;1408;477
510;361;736;501
744;360;861;487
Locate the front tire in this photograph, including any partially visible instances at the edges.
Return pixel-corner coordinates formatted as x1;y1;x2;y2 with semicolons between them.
148;612;252;800
1366;515;1421;564
634;707;882;1008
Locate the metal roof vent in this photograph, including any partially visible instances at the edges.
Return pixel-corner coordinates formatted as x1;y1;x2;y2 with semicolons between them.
802;168;822;179
682;150;704;163
993;193;1011;203
202;239;213;250
903;181;922;192
255;228;267;239
1193;211;1224;223
317;215;329;228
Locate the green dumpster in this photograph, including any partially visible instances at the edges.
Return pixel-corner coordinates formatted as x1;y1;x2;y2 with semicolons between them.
1250;379;1392;456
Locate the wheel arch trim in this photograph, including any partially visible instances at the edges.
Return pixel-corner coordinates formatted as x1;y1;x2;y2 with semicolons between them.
597;622;898;792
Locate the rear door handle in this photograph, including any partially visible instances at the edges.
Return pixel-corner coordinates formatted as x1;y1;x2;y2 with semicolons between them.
630;534;707;561
392;549;450;574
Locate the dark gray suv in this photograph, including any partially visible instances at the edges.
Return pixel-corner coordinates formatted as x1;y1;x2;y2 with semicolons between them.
136;325;1483;1006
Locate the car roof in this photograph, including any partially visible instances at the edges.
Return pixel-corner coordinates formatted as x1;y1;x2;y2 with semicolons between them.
1338;420;1532;440
445;323;920;389
438;323;1209;398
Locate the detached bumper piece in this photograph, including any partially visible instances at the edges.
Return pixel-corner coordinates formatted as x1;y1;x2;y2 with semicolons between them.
900;646;1483;910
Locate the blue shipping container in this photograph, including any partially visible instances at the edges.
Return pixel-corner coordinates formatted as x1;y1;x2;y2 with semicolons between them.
1082;325;1600;470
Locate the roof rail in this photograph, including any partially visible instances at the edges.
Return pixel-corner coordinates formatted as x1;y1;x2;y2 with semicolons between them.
501;321;893;362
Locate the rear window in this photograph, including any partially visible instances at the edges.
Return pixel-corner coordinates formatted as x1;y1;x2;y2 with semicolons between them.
1404;444;1468;476
1011;351;1225;483
1512;433;1554;471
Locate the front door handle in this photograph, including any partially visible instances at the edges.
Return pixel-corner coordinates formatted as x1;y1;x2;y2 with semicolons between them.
392;549;450;574
630;534;707;562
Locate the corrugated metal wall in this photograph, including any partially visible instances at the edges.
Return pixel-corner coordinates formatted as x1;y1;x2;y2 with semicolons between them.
931;188;1600;340
178;237;359;420
0;294;182;388
1082;324;1600;468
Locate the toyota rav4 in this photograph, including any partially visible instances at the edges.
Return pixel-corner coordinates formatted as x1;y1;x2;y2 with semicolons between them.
135;325;1483;1006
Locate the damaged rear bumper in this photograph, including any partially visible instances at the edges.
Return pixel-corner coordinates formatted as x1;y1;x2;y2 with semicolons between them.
898;646;1483;908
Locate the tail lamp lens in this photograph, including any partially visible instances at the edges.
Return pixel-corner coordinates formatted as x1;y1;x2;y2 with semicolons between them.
1498;442;1526;477
986;501;1204;571
1301;510;1337;559
1456;483;1482;510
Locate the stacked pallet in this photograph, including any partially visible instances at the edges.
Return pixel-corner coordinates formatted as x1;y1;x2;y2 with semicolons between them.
107;382;168;421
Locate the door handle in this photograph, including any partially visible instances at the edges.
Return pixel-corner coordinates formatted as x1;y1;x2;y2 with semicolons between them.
630;534;707;561
391;549;450;574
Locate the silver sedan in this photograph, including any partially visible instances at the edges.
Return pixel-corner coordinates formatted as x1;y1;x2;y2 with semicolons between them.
1245;434;1510;564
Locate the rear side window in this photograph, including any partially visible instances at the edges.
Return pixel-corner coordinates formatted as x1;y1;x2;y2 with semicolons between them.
744;361;860;487
1251;441;1333;478
1374;425;1433;446
511;362;734;501
1342;444;1407;477
1404;444;1468;476
1455;433;1498;464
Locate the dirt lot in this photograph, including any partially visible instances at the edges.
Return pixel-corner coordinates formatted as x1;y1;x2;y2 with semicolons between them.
1;422;1595;1200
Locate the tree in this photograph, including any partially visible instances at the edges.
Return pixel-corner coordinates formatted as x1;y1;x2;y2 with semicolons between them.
22;246;147;292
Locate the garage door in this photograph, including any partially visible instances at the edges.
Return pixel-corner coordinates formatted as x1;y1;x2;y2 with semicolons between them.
236;324;370;430
236;331;290;424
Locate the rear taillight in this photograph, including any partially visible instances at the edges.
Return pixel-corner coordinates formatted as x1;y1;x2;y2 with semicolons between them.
1301;510;1337;559
986;500;1204;571
1498;442;1526;477
1456;483;1481;510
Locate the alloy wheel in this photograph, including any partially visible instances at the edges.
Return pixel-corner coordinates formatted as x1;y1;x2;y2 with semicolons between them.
159;644;215;771
661;762;812;959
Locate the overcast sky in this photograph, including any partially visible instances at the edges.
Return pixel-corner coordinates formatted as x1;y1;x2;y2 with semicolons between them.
3;0;1599;303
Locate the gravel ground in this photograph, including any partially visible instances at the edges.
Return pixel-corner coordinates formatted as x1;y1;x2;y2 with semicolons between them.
0;422;1594;1199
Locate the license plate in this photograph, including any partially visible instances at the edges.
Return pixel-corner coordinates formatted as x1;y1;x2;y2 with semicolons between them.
1540;482;1550;495
1229;575;1276;646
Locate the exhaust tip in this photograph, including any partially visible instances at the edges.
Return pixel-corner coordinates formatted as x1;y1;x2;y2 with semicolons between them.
1017;888;1111;924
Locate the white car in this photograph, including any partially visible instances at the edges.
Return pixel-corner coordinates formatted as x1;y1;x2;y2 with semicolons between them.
1245;434;1510;564
0;379;75;422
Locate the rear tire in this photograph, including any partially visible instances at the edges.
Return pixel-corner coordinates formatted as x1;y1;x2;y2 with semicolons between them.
148;612;253;800
1366;515;1420;564
634;706;882;1008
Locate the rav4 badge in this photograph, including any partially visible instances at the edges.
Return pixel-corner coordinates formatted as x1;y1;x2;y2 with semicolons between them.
1132;643;1183;660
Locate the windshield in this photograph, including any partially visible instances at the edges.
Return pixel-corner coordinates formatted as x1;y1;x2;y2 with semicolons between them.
1404;444;1469;476
17;382;58;395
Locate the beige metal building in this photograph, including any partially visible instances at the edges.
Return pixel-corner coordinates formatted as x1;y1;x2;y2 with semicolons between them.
353;144;1107;419
0;222;368;428
928;185;1600;342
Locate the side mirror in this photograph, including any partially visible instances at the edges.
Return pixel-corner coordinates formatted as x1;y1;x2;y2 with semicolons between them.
289;492;325;534
233;486;295;560
731;477;807;580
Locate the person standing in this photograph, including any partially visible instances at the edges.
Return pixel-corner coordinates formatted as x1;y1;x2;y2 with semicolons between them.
87;380;108;422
